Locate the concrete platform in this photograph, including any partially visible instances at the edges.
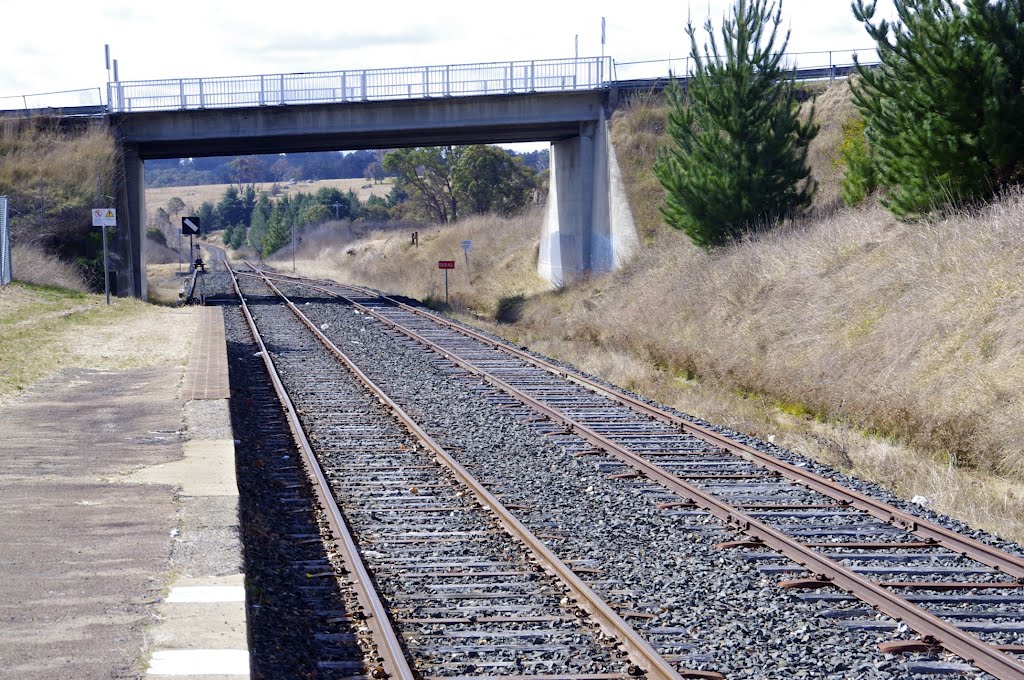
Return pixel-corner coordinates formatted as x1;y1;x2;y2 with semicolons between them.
0;306;248;679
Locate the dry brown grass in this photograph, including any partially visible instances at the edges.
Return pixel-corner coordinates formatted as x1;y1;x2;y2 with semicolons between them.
279;210;551;316
805;81;859;214
0;118;116;212
9;241;90;292
294;81;1024;543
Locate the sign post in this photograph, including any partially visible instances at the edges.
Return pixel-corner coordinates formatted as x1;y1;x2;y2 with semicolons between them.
460;239;472;269
181;217;201;271
438;260;455;306
92;208;116;304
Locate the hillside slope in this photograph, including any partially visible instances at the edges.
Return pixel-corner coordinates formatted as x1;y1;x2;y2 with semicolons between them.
270;82;1024;541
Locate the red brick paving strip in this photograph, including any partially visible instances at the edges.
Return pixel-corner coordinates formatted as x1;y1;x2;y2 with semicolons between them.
182;307;230;400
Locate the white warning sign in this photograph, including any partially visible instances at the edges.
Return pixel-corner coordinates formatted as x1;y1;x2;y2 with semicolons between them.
92;208;116;227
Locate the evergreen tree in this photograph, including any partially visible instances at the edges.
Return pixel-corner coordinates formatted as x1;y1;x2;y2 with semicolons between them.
262;197;292;257
851;0;1024;218
653;0;817;248
247;195;272;252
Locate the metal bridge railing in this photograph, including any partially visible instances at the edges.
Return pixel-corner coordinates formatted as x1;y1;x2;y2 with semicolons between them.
612;48;880;83
107;57;612;113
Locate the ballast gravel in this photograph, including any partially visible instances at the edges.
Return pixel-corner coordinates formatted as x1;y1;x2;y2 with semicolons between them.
271;288;1003;680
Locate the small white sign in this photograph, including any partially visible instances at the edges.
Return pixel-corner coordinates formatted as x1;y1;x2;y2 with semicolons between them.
92;208;116;227
460;239;472;252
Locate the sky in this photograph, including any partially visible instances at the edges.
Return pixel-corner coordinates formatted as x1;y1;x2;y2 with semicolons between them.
1;0;897;102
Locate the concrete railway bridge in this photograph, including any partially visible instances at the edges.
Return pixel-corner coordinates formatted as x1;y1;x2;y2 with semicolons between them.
5;53;866;297
105;56;640;298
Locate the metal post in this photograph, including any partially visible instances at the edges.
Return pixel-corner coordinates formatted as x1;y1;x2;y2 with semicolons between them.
259;75;265;106
39;177;44;232
341;72;347;101
180;80;186;109
422;66;429;96
444;66;450;96
98;174;109;304
291;221;296;272
279;74;285;104
361;71;368;101
0;196;11;286
199;79;205;108
529;61;535;91
444;269;449;306
101;225;110;305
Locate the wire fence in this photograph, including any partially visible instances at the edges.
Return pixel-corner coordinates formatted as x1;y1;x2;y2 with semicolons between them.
0;87;104;113
612;48;880;82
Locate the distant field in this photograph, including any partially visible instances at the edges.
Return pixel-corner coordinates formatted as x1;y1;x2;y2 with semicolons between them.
146;178;393;217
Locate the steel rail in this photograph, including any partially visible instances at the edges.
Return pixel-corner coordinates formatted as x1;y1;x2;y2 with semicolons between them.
250;269;1024;580
242;267;1024;680
227;265;416;680
245;269;712;680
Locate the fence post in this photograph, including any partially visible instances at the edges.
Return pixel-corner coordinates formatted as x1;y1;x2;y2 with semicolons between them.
341;72;347;101
179;80;186;109
444;66;450;97
199;79;205;108
422;66;429;97
529;61;535;91
279;74;286;104
259;75;265;105
361;70;368;101
829;51;834;83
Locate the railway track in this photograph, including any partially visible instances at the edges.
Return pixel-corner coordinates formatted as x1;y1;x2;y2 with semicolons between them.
238;264;1024;679
228;264;722;679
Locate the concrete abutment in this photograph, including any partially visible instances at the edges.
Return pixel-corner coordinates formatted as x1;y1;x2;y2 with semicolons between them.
538;112;638;285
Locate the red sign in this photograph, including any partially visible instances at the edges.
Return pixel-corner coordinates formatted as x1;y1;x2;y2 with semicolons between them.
438;260;456;269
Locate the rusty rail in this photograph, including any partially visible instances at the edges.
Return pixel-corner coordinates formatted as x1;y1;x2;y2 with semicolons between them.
242;266;718;680
227;265;417;680
244;265;1024;680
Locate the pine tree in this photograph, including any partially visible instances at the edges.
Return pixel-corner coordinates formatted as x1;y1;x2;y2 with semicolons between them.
246;195;272;253
851;0;1024;218
653;0;817;248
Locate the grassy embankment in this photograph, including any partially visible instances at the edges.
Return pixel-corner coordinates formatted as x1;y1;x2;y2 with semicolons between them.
270;82;1024;543
1;117;118;291
0;118;198;403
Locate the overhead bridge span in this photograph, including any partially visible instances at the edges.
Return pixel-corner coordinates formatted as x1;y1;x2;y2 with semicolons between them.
108;57;639;298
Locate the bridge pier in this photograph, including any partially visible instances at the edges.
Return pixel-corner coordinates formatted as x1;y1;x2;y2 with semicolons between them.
538;112;638;286
115;143;146;299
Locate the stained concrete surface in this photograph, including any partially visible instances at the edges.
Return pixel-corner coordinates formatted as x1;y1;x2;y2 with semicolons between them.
0;366;184;679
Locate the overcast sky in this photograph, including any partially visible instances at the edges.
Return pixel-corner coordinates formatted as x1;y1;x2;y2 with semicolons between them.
2;0;896;100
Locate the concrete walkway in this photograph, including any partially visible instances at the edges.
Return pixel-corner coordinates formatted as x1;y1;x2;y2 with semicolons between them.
0;307;247;680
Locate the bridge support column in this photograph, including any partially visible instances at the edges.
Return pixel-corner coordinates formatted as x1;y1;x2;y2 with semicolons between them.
115;144;146;299
538;111;639;286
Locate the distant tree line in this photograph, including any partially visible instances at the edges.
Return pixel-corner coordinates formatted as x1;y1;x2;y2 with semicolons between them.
145;148;549;188
174;143;547;258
